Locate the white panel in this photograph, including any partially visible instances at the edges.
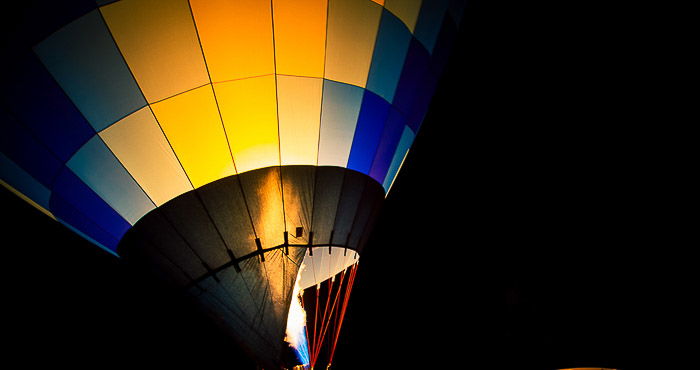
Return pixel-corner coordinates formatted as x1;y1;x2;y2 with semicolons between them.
298;247;359;289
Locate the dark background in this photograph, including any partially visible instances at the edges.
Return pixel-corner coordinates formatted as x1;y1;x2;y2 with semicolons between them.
3;1;671;369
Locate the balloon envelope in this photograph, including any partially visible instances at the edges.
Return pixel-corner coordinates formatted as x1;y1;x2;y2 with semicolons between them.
1;0;467;367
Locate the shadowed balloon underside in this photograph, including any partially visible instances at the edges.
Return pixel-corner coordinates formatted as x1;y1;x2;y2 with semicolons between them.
117;165;384;368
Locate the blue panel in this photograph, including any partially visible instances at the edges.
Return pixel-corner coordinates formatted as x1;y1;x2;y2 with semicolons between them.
382;126;416;192
369;108;407;185
52;194;121;252
0;112;63;188
67;136;155;225
50;166;131;245
392;39;430;117
0;153;52;210
406;72;439;132
34;9;147;131
318;80;365;166
366;9;412;102
2;52;95;161
346;90;392;174
414;0;449;53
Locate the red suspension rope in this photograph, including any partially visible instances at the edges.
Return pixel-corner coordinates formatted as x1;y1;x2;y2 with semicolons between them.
328;263;358;366
304;262;359;369
311;267;348;365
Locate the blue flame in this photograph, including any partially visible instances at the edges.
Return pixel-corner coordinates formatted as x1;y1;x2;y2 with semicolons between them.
292;326;310;366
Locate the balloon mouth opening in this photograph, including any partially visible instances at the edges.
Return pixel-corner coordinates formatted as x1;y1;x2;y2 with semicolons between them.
283;261;358;368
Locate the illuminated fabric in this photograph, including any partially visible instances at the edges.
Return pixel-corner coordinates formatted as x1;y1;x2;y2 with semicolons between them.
1;0;465;255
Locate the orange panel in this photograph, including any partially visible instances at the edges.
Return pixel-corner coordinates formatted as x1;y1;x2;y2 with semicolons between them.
190;0;275;82
272;0;328;77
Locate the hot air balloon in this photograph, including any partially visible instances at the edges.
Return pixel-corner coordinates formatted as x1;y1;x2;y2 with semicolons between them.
1;0;467;368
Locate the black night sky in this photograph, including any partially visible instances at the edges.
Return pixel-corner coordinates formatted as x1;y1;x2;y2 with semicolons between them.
3;1;672;369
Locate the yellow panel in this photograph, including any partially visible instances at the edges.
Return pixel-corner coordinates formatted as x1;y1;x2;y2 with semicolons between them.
385;0;423;32
371;0;385;5
99;107;193;206
213;76;280;174
150;85;235;188
276;76;323;166
101;0;209;103
325;0;383;87
272;0;327;77
190;0;275;83
0;180;56;220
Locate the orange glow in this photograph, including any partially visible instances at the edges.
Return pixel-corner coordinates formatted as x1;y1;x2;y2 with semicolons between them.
272;0;328;77
213;76;280;174
242;167;285;250
190;0;275;82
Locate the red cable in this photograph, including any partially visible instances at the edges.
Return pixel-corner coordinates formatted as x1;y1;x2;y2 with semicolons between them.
328;268;354;364
312;268;348;365
333;265;357;355
311;278;332;365
328;263;358;365
311;276;333;366
311;284;320;367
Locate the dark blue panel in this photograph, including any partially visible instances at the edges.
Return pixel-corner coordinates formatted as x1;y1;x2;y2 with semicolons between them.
2;52;95;161
0;112;63;188
34;9;147;131
414;0;450;53
346;90;392;174
50;166;131;245
392;38;430;117
382;126;416;192
406;72;439;132
369;108;408;184
429;15;459;77
366;9;412;102
51;194;121;252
